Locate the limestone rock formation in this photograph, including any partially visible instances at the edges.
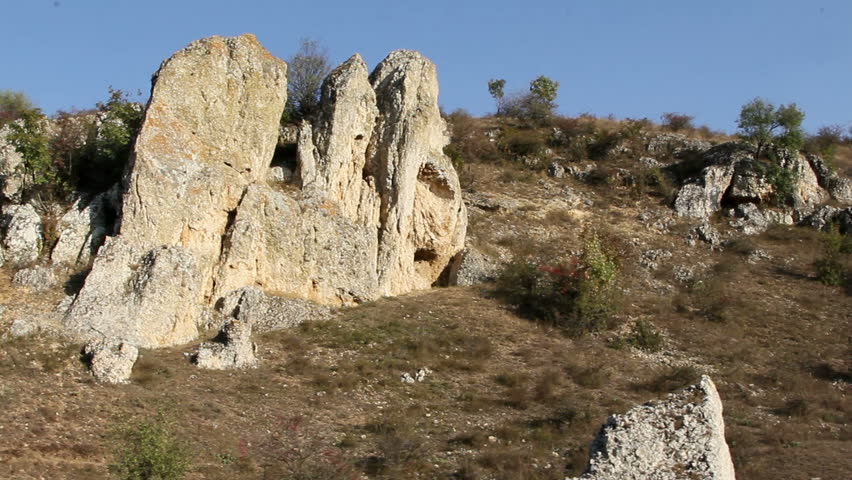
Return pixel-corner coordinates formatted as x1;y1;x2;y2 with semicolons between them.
195;319;257;370
448;247;500;286
218;286;333;333
64;35;466;348
674;143;834;224
2;204;42;265
570;375;735;480
84;339;138;384
674;143;750;219
50;188;117;266
0;124;25;204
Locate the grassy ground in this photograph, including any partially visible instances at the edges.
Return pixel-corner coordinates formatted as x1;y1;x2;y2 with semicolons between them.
1;117;850;479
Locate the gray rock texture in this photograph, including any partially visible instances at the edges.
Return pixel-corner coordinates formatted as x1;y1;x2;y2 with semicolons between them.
0;123;25;203
674;143;750;219
217;286;333;333
13;265;57;291
807;154;852;204
570;375;735;480
195;319;257;370
448;247;500;286
84;339;138;384
50;189;116;266
2;204;42;265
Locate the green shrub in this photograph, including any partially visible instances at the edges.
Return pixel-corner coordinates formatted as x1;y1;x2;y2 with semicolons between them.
758;160;798;206
78;88;144;192
496;233;621;337
815;223;850;286
6;107;67;201
622;319;663;352
110;415;190;480
0;90;35;126
586;129;622;161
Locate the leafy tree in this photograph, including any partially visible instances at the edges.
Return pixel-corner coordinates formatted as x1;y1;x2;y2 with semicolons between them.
6;107;63;199
0;90;34;126
487;78;506;114
737;98;805;160
526;75;559;121
285;38;332;122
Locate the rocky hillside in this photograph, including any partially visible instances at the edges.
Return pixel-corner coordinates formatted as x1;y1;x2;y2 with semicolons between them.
0;34;850;479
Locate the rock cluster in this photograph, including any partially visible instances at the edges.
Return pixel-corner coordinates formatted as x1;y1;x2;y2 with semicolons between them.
62;34;466;349
673;143;847;234
570;375;736;480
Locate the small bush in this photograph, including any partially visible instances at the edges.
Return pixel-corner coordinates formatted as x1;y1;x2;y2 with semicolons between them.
757;160;798;206
109;414;190;480
805;124;845;161
496;233;621;337
586;129;622;161
614;319;663;352
661;112;694;132
815;223;850;286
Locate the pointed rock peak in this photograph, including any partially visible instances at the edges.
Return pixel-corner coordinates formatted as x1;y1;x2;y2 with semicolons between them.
322;53;370;91
369;50;435;87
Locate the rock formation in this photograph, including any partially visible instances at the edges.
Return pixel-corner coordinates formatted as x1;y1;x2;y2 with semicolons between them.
673;143;842;227
64;35;466;349
570;376;736;480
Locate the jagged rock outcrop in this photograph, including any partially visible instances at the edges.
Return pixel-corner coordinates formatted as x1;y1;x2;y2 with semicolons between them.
802;205;852;233
84;339;138;384
50;188;117;266
211;50;466;304
570;376;735;480
195;319;257;370
674;143;834;224
0;124;25;204
64;34;287;348
2;204;42;265
807;154;852;203
65;35;466;348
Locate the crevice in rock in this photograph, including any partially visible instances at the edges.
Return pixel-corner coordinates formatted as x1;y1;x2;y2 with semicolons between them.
414;248;438;263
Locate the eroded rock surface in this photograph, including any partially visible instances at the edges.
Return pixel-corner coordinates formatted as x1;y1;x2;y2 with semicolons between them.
570;376;735;480
195;319;257;370
65;35;466;348
51;188;117;266
84;339;138;384
2;204;42;265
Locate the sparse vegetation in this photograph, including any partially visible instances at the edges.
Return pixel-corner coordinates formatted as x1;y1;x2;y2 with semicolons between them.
814;223;851;286
109;414;191;480
285;38;332;122
660;112;694;132
496;232;621;337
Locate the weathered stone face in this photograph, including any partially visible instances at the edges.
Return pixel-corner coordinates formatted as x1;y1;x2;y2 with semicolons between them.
65;34;288;348
569;376;736;480
65;37;467;348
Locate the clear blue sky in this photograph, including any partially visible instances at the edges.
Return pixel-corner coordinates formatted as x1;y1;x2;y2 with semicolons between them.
2;0;850;133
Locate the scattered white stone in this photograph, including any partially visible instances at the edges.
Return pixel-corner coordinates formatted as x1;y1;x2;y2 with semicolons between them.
84;339;138;384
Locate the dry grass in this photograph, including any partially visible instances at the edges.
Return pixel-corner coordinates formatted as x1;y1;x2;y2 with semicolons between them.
1;117;851;479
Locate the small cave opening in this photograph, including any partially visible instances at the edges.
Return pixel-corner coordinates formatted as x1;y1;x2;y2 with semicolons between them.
414;248;438;263
269;142;299;187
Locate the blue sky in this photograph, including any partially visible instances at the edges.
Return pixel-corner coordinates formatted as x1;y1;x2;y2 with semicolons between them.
2;0;850;132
